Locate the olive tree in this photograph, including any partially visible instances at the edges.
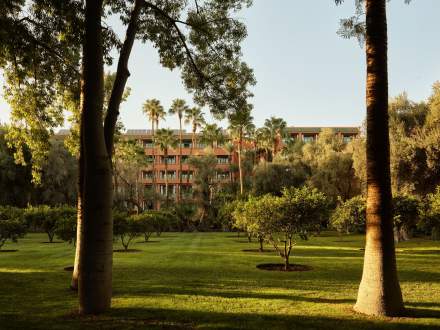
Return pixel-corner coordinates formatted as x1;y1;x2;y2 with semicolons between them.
420;187;440;240
113;211;142;251
232;199;266;251
0;207;26;249
239;187;329;269
331;196;366;234
392;194;420;243
24;205;59;243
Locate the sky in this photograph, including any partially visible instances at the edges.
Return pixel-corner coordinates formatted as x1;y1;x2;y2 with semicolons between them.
1;0;439;131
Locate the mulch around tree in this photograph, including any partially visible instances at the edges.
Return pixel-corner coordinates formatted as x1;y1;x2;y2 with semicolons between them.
256;263;312;272
242;249;276;253
0;249;18;253
113;249;142;253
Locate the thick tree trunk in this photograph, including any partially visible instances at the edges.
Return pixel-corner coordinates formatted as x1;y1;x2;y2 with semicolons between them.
71;120;84;291
354;0;404;317
78;0;113;314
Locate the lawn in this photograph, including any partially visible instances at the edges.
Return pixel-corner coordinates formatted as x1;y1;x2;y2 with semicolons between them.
0;232;439;330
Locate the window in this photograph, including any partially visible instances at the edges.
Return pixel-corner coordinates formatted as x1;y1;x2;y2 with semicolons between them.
143;139;154;148
181;171;193;180
343;135;353;143
217;171;230;180
161;156;176;164
160;185;176;196
146;155;154;164
182;140;192;148
197;143;206;149
142;171;154;180
181;155;189;164
217;156;229;164
303;136;314;143
160;171;176;179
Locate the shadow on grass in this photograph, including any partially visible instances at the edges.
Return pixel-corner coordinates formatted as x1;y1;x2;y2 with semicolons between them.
104;307;440;330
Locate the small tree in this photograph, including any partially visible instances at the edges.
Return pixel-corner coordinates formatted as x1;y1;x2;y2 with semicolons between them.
24;205;58;243
131;213;155;242
0;207;26;249
113;211;142;251
232;199;266;251
420;187;440;240
241;187;329;270
392;194;420;243
55;206;77;245
330;196;366;234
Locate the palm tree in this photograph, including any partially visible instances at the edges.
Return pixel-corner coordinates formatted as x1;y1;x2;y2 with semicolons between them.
353;0;404;316
142;99;165;209
263;116;287;160
184;107;205;154
254;127;272;162
201;123;225;149
228;107;254;195
154;128;178;206
169;99;189;202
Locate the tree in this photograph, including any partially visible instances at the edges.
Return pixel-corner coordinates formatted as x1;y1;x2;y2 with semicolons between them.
330;196;366;234
392;194;419;243
262;117;287;159
113;139;149;212
252;162;308;197
143;99;166;208
24;205;59;243
2;0;255;314
232;199;266;252
154;129;178;206
419;186;440;240
201;123;225;149
237;187;329;270
188;154;218;228
113;211;142;251
228;107;254;195
0;206;26;250
184;107;205;154
336;0;405;316
169;99;189;202
54;206;77;245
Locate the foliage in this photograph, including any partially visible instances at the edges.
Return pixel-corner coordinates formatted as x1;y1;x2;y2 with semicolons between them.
113;211;142;250
236;187;330;269
251;162;308;196
54;206;77;245
113;139;149;212
330;196;366;234
419;186;440;240
24;205;58;243
0;206;26;249
392;194;420;242
200;123;225;149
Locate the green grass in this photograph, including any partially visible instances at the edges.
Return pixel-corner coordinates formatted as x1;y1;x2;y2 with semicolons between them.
0;232;439;329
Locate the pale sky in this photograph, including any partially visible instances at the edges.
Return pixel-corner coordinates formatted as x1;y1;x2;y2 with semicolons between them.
1;0;439;131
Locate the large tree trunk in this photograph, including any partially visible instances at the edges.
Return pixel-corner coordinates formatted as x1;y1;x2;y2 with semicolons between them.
354;0;404;317
71;102;84;291
78;0;113;314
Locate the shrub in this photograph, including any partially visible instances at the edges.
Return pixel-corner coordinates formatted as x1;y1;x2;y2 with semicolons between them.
239;187;330;269
24;205;60;242
113;211;142;250
54;206;77;245
392;194;420;242
233;199;266;251
330;196;366;234
0;206;26;249
420;187;440;240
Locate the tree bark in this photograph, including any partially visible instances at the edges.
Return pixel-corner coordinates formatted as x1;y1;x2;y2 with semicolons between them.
71;99;84;291
354;0;404;317
78;0;113;314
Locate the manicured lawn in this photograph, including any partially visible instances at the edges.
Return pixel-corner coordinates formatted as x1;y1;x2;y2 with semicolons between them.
0;232;439;329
